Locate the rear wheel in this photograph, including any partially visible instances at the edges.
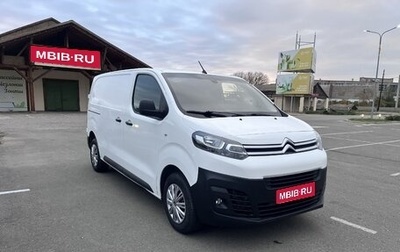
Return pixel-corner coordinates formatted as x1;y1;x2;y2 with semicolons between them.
89;138;108;172
163;173;201;234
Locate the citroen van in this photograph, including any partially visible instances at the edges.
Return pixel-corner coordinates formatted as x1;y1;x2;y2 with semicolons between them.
86;68;327;234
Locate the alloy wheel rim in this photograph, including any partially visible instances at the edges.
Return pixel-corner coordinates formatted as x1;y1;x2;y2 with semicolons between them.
166;183;186;224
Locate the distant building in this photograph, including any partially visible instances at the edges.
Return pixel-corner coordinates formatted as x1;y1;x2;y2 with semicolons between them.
0;18;149;112
255;77;399;112
317;77;398;103
255;82;329;112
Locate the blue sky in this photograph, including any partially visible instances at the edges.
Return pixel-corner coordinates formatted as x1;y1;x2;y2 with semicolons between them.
1;0;400;82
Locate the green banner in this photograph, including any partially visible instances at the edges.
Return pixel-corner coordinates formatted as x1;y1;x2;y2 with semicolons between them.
276;73;313;95
278;48;316;73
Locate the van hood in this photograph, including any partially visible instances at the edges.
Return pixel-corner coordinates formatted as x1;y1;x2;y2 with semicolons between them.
186;115;316;144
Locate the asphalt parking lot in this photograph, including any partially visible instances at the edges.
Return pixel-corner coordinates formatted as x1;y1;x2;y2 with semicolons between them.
1;112;399;251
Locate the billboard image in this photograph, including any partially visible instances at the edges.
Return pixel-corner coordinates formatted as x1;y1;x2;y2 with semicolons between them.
276;73;314;95
0;70;27;111
278;47;316;73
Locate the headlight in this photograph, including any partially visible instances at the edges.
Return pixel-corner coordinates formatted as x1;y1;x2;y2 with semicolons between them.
192;131;248;160
315;131;324;150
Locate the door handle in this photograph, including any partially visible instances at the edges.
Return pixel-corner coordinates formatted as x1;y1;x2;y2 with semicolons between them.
115;117;122;123
125;120;133;126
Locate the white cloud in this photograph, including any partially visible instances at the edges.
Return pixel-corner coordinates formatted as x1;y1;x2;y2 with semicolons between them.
1;0;400;81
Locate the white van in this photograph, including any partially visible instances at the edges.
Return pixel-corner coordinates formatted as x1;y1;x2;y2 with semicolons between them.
87;68;327;234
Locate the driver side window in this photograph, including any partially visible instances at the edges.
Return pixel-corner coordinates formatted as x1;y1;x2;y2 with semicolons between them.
132;74;168;120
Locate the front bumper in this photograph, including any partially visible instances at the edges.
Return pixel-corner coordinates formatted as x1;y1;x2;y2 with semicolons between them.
191;167;327;226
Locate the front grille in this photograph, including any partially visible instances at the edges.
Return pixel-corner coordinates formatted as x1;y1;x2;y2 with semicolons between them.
258;191;322;218
264;170;320;189
227;189;253;216
209;169;325;220
226;188;323;218
243;138;318;156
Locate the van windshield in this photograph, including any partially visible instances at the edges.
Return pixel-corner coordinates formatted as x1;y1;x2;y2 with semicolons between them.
162;73;283;118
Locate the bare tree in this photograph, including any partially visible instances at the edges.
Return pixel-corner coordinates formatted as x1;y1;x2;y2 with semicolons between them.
233;71;269;85
357;88;373;103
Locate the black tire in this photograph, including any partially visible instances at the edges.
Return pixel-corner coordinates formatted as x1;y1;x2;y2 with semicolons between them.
89;138;108;172
163;173;201;234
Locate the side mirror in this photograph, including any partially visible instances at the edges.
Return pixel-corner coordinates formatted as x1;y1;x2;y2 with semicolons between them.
139;100;156;113
138;100;168;120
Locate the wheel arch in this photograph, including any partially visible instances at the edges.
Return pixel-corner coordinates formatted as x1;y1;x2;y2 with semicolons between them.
160;165;185;198
157;143;199;198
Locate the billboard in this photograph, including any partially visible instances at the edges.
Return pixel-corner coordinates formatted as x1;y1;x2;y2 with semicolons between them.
0;70;27;111
276;73;314;95
278;47;316;73
30;45;101;70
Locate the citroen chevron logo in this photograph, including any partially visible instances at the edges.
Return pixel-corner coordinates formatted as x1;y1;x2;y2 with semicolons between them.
282;138;297;153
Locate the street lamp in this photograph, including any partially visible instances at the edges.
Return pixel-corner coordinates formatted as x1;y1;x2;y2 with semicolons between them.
364;24;400;118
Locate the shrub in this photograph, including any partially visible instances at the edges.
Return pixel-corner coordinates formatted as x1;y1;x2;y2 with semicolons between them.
385;115;400;121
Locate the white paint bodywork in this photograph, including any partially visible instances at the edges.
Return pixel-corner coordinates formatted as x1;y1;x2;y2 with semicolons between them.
87;68;327;199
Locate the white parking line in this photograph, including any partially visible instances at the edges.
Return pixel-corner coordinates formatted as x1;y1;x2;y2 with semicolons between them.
321;130;372;136
0;189;30;196
390;172;400;177
330;216;377;234
326;139;400;151
323;136;371;143
356;123;400;128
311;126;329;129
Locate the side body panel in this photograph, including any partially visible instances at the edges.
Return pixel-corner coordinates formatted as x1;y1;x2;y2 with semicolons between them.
88;72;133;165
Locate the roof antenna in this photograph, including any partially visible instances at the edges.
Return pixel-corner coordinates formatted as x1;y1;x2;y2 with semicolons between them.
198;61;207;74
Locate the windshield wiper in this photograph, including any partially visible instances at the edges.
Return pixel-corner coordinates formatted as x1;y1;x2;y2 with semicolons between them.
185;110;273;118
247;112;275;116
185;110;228;118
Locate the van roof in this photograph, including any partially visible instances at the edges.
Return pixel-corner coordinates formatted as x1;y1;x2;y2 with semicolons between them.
95;68;243;80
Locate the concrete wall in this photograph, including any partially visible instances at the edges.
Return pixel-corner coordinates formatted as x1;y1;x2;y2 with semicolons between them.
32;69;90;111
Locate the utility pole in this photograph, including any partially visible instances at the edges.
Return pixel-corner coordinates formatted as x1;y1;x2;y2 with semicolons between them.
396;75;400;109
377;70;385;112
364;24;400;118
294;32;316;112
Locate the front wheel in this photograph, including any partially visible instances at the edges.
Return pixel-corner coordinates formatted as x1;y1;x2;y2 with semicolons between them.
89;138;108;172
163;173;201;234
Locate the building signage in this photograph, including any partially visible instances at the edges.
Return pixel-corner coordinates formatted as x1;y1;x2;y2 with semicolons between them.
278;47;316;73
0;70;27;111
276;73;314;95
30;45;101;70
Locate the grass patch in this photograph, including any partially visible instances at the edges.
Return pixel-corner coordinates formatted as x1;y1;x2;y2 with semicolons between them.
385;115;400;121
305;109;357;115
